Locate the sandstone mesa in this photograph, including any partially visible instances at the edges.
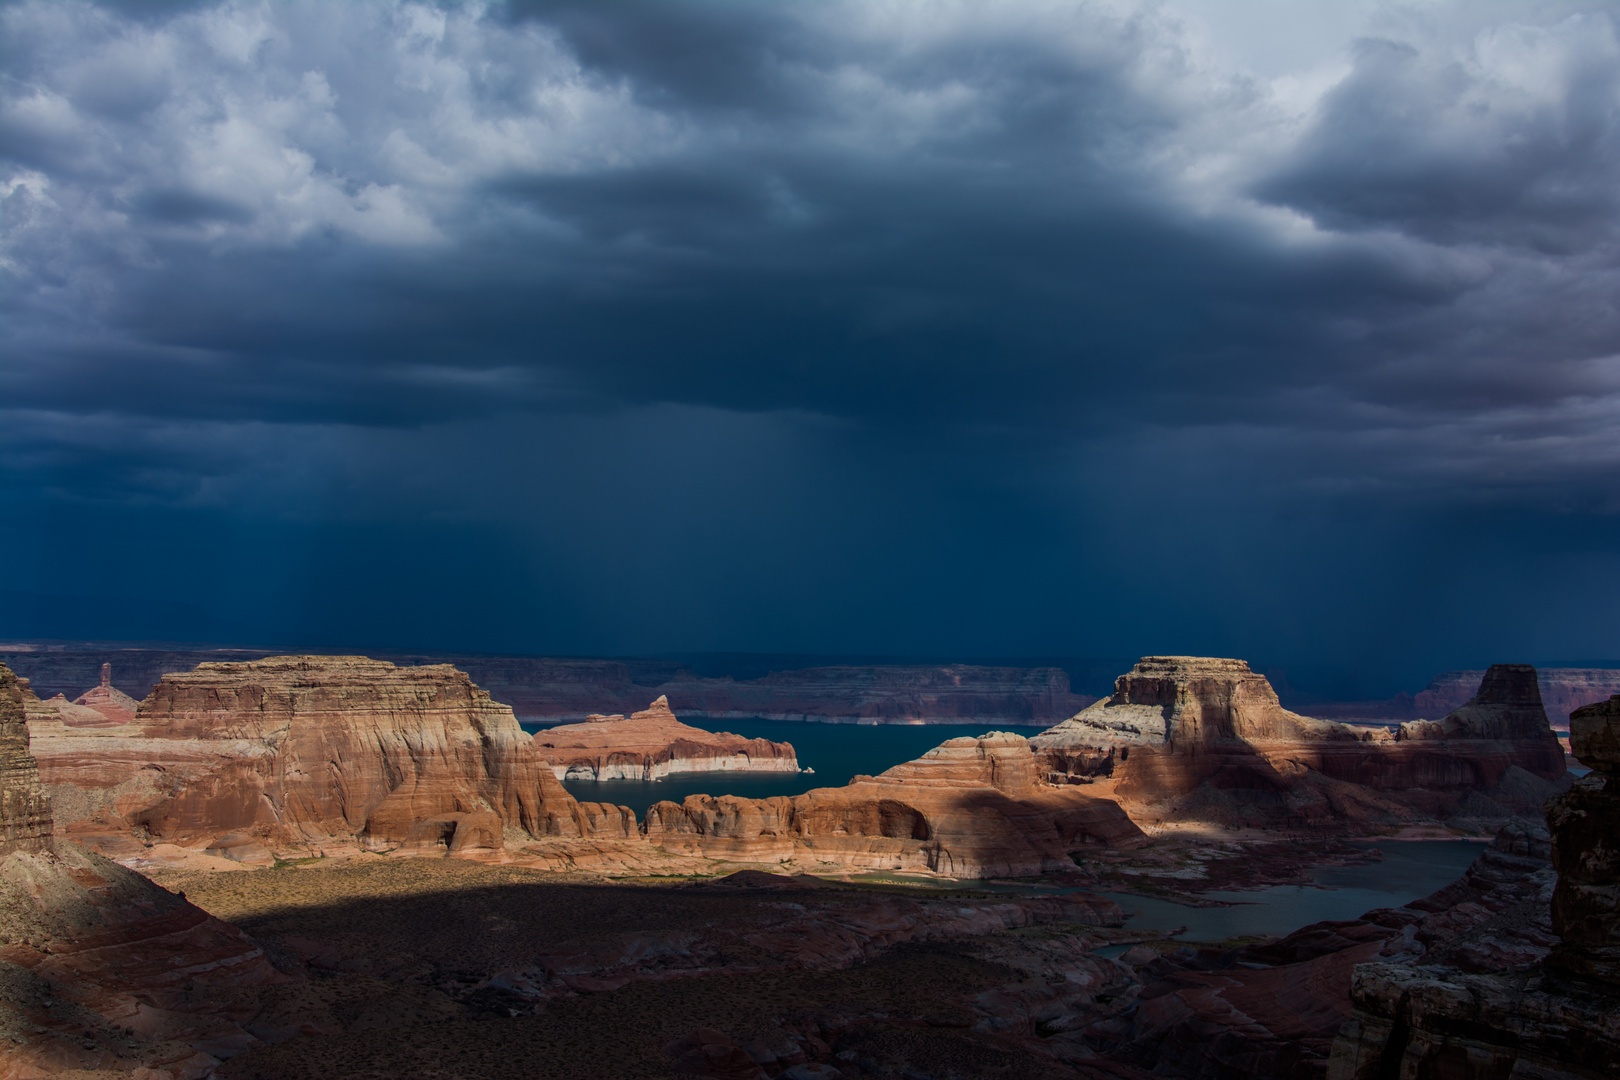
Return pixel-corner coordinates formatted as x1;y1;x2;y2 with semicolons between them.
23;656;1142;880
533;695;800;781
24;656;637;868
0;648;1097;727
1031;656;1569;832
19;653;1593;881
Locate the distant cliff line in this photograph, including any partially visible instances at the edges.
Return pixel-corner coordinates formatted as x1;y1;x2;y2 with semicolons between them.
3;644;1617;725
0;647;1101;727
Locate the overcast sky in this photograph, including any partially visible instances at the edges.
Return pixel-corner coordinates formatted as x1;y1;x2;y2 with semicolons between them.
3;0;1617;695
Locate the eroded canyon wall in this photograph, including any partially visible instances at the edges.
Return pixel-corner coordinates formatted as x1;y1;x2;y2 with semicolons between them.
0;647;1094;726
26;656;636;862
0;666;53;854
0;662;289;1078
642;731;1146;878
1032;657;1569;830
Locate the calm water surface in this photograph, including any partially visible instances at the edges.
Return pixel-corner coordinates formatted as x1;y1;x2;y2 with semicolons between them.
518;716;1487;946
518;716;1044;815
1097;839;1484;946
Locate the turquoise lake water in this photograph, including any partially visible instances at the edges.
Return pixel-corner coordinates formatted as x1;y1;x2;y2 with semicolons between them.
518;716;1488;945
519;716;1045;814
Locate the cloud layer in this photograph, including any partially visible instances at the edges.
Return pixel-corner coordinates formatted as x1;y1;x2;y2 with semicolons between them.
3;0;1618;690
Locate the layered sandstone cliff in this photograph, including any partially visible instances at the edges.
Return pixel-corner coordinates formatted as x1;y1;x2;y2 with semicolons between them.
0;662;289;1079
26;656;636;863
642;731;1145;878
534;696;799;781
1032;657;1568;830
1;647;1094;726
1;666;53;854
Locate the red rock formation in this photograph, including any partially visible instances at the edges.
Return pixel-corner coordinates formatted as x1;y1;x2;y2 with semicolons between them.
71;662;139;724
0;647;1096;726
27;656;633;861
1032;658;1568;830
1;666;53;854
43;693;116;728
642;731;1145;878
0;662;289;1079
534;695;800;780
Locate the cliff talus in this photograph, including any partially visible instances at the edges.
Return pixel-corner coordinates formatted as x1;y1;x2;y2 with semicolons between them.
535;696;799;781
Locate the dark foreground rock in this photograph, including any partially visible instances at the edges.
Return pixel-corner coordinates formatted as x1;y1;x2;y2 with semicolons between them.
1327;693;1620;1080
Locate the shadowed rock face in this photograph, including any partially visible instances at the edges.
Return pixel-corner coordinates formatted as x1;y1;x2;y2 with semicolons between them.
28;656;635;861
0;666;53;855
1031;658;1568;831
1;662;288;1078
534;696;800;781
1325;695;1620;1080
1414;667;1620;726
642;732;1146;878
1548;693;1620;985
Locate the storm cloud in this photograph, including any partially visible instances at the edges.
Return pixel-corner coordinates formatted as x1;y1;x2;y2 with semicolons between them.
3;0;1618;694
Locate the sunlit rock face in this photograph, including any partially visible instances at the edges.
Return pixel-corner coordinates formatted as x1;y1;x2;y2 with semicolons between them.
642;731;1146;878
0;662;288;1077
534;695;800;781
71;663;140;724
26;656;634;861
1031;657;1569;830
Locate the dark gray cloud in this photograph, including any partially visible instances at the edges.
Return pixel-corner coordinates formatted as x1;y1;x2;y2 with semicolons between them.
2;0;1617;691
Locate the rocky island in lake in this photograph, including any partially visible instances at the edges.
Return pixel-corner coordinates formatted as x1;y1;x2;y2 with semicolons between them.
533;694;801;781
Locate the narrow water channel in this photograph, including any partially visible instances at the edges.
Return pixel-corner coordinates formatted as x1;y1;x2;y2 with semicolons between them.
521;716;1491;949
1097;839;1484;947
